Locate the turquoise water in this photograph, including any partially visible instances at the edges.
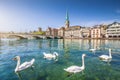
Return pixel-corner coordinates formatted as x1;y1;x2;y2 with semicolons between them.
0;39;120;80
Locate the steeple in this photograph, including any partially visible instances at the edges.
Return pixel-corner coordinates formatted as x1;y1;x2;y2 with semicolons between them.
66;11;69;21
65;11;70;28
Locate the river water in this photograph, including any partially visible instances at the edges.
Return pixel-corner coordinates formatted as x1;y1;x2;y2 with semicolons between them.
0;39;120;80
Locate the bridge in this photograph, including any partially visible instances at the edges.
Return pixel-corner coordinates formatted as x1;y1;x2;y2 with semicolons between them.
0;33;62;40
0;33;47;39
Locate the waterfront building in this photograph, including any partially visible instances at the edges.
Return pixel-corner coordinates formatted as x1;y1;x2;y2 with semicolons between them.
91;26;101;38
81;27;91;38
38;27;42;32
106;22;120;38
99;24;107;38
63;11;84;38
46;11;111;39
46;27;58;38
91;24;107;38
63;11;92;39
51;28;58;38
64;26;82;38
46;27;52;36
58;27;65;37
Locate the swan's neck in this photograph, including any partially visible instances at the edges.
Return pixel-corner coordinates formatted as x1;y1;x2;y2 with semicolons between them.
15;58;20;72
82;56;85;69
109;50;112;58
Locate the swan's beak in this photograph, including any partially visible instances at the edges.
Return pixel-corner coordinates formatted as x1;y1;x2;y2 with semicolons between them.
84;54;87;57
12;57;17;60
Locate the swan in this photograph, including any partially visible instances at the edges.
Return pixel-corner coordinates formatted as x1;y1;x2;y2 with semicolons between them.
89;48;96;52
99;48;112;62
43;52;59;60
64;54;86;74
13;56;35;73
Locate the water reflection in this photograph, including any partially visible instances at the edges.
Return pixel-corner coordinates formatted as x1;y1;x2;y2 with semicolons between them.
99;58;112;65
15;72;23;80
59;39;94;51
58;39;120;52
64;46;70;59
0;39;120;80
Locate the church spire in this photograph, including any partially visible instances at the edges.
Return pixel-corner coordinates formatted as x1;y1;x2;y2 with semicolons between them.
66;11;69;21
65;10;70;28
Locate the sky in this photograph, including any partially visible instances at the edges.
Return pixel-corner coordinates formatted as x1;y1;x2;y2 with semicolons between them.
0;0;120;32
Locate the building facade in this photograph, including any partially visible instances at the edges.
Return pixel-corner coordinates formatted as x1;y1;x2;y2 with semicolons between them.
91;24;107;38
46;27;52;36
58;27;65;37
51;28;58;37
46;27;58;38
81;27;91;38
99;24;107;38
64;12;84;38
91;26;101;38
64;26;82;38
106;22;120;38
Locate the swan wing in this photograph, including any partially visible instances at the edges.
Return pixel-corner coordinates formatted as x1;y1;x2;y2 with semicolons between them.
66;66;81;69
89;49;93;51
89;49;96;52
18;62;30;70
46;54;53;57
43;52;53;57
99;55;112;62
99;55;109;59
64;66;82;73
18;59;35;71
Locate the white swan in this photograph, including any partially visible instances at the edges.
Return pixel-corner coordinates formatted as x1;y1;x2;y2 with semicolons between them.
13;56;35;73
64;54;86;74
99;48;112;62
43;52;59;60
89;48;96;52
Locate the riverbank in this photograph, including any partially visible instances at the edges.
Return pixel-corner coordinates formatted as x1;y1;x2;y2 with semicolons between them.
63;37;120;40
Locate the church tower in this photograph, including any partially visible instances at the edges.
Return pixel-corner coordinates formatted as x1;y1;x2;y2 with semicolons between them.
65;11;70;28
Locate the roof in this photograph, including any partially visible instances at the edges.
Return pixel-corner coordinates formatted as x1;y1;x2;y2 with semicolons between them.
65;26;81;31
108;22;120;26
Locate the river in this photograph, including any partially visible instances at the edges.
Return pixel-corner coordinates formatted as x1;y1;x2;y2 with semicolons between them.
0;39;120;80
